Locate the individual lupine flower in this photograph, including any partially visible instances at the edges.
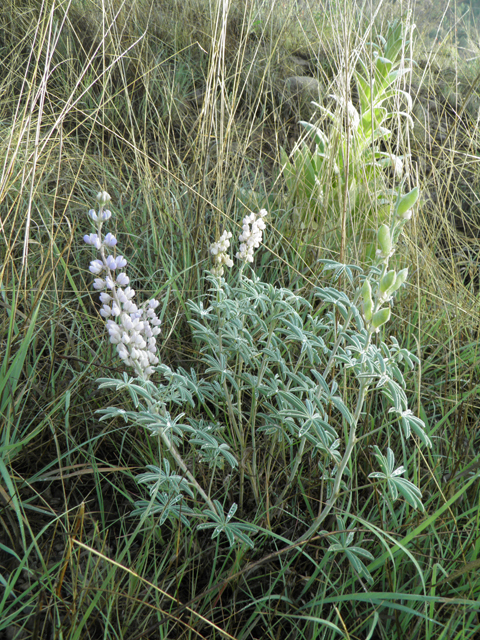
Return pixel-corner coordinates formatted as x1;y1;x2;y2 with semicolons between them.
104;232;117;248
111;302;121;316
84;233;102;249
236;209;267;263
99;292;112;304
105;255;127;270
210;230;233;276
93;278;106;290
116;273;129;286
106;255;117;270
89;259;104;275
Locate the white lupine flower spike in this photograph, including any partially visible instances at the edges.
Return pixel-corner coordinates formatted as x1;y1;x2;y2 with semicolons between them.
84;192;161;380
210;230;233;276
236;209;267;263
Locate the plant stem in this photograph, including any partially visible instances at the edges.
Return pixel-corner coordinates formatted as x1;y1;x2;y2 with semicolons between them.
158;423;218;515
298;327;374;542
297;375;370;542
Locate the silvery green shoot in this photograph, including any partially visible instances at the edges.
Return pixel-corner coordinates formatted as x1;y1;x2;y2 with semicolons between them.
85;188;430;565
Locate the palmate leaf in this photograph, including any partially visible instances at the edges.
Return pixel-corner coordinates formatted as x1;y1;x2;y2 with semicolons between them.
186;299;215;320
132;493;195;527
389;408;432;447
175;367;217;404
136;460;195;498
324;516;374;584
203;353;239;390
317;259;363;286
388;336;419;369
369;446;424;510
189;431;237;470
197;501;256;549
277;389;308;415
97;373;152;407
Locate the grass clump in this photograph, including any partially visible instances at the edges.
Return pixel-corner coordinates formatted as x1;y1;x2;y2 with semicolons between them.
1;1;480;638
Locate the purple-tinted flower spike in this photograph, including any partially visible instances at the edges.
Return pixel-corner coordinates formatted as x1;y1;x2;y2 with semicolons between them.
85;192;161;380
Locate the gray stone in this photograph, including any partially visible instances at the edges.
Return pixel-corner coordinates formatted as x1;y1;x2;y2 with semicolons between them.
284;75;322;99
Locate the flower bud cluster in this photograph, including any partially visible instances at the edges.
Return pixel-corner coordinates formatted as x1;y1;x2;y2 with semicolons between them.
210;230;233;276
378;268;408;304
85;192;161;380
236;209;267;263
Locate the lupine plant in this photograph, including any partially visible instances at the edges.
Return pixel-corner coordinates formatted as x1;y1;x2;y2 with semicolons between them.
84;185;429;557
280;20;414;257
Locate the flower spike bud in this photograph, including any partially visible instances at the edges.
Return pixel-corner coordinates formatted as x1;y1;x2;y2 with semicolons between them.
377;224;393;258
362;279;372;302
392;268;408;292
363;298;373;323
379;270;396;297
96;191;111;206
395;186;419;220
372;307;391;331
361;279;374;322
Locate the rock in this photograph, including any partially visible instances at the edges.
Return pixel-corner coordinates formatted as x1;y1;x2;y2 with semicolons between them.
412;100;435;147
282;75;324;120
464;94;480;120
285;54;311;76
284;75;322;100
